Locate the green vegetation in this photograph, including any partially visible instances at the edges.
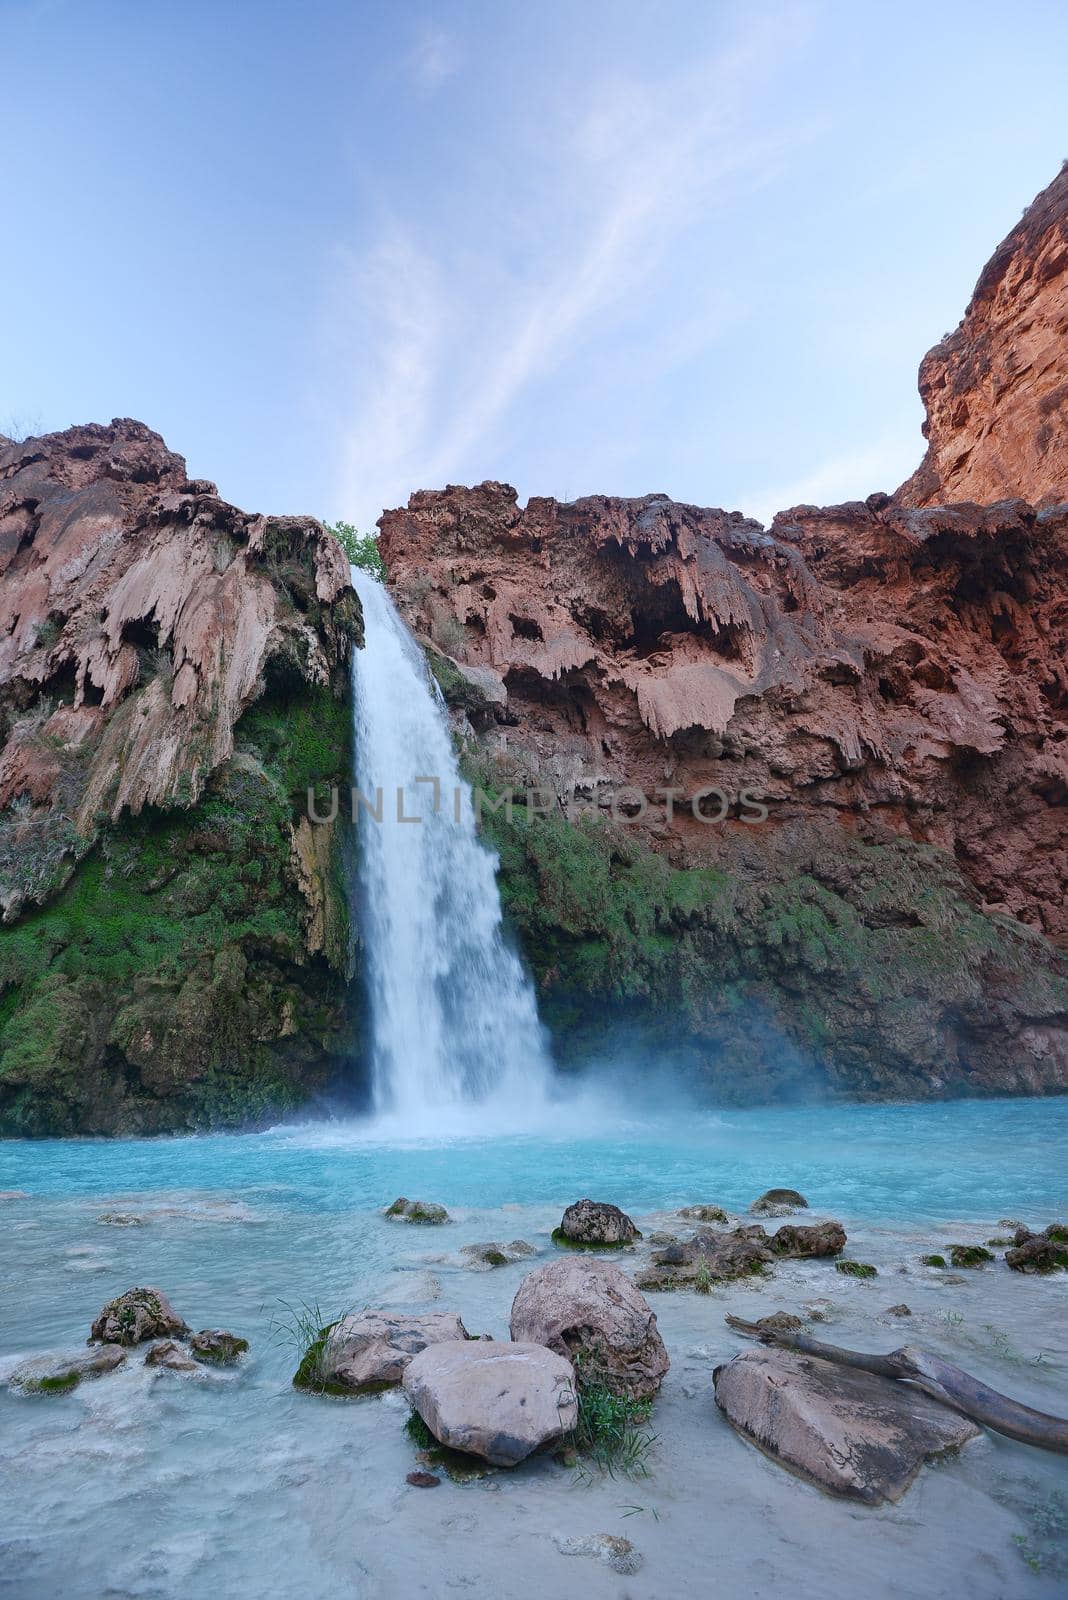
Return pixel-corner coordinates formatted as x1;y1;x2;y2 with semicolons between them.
326;519;385;581
568;1369;657;1480
835;1259;877;1278
921;1254;947;1268
693;1263;713;1294
274;1300;347;1396
949;1244;994;1268
0;681;355;1135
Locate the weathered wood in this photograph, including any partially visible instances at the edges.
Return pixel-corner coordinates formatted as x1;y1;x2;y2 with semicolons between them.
724;1315;1068;1454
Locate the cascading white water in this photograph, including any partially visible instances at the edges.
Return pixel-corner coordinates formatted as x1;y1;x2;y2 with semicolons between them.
348;568;553;1128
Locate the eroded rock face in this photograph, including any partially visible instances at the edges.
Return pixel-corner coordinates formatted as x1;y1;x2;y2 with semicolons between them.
509;1256;669;1400
312;1310;469;1393
90;1286;189;1347
713;1348;980;1503
899;165;1068;509
379;345;1068;1098
402;1340;577;1467
0;421;362;1135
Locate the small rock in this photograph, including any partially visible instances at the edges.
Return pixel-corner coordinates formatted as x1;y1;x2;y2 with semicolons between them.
801;1298;834;1322
511;1256;668;1401
90;1287;189;1346
190;1330;249;1365
403;1340;578;1467
145;1340;199;1372
770;1222;846;1258
885;1304;912;1316
713;1348;980;1503
751;1188;808;1216
948;1245;994;1269
97;1213;147;1227
553;1198;641;1248
1005;1230;1068;1273
554;1534;643;1575
835;1260;877;1279
8;1345;126;1394
384;1198;451;1225
754;1311;804;1335
406;1470;440;1488
677;1204;728;1223
921;1254;946;1268
297;1309;470;1394
459;1240;536;1270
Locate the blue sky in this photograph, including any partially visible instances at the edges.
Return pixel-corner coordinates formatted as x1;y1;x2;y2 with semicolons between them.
3;0;1067;530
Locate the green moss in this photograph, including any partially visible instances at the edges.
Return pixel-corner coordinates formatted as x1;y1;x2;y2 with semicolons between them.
33;1372;81;1394
921;1254;947;1268
949;1244;994;1268
551;1227;634;1251
0;682;356;1135
835;1259;877;1278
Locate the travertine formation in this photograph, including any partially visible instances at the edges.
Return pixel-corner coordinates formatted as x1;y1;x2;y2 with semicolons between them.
899;164;1068;508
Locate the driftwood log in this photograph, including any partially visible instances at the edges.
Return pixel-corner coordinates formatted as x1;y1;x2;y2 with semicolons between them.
724;1315;1068;1454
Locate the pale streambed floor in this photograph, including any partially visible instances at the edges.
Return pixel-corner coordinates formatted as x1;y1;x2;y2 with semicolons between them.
1;1187;1066;1600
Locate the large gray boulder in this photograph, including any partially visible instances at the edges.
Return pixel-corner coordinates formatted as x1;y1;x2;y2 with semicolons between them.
90;1287;189;1347
510;1256;668;1400
713;1348;980;1503
308;1310;469;1394
403;1340;577;1467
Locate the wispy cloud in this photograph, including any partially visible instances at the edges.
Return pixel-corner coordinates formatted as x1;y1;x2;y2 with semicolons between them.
329;10;813;528
409;22;460;90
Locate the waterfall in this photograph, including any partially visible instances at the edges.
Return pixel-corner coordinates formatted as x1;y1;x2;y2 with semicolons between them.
348;568;553;1128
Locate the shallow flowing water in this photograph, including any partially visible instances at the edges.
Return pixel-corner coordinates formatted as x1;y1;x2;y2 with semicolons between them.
2;1097;1066;1599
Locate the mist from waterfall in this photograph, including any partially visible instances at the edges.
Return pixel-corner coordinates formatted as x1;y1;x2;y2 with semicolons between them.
348;569;553;1132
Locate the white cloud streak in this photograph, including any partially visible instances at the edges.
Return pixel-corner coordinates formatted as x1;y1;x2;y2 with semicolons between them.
329;10;812;529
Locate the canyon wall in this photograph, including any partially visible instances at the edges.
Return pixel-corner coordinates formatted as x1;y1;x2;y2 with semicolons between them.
0;422;362;1132
379;168;1068;1101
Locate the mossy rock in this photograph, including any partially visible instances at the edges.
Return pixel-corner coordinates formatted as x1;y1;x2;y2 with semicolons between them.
384;1197;451;1225
948;1244;994;1268
921;1254;947;1268
835;1260;877;1279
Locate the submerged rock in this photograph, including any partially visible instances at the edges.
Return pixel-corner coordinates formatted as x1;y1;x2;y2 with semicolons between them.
8;1345;126;1394
299;1310;469;1394
405;1470;440;1488
459;1240;537;1270
553;1198;641;1248
384;1198;451;1225
835;1260;878;1279
90;1287;190;1347
510;1256;668;1401
751;1189;809;1216
638;1218;845;1291
677;1204;729;1223
885;1304;912;1317
713;1348;980;1503
97;1213;148;1227
402;1340;577;1467
553;1533;643;1575
145;1340;199;1373
190;1330;249;1365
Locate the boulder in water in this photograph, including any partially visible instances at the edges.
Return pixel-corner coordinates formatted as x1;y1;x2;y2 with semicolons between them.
190;1330;249;1365
298;1309;470;1394
384;1197;451;1225
751;1188;809;1217
510;1256;668;1400
145;1340;199;1373
769;1221;846;1258
713;1347;980;1503
1006;1226;1068;1273
403;1340;577;1467
553;1198;641;1248
677;1204;729;1223
90;1287;190;1346
637;1225;773;1290
948;1244;994;1268
8;1345;126;1394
